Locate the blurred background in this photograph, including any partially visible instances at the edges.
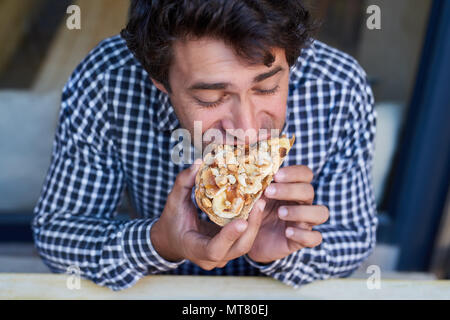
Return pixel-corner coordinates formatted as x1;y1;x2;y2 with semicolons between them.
0;0;449;279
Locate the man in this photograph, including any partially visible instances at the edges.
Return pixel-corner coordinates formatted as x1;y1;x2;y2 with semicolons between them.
33;0;377;291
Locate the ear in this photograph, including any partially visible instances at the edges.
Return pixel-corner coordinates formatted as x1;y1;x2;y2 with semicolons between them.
151;78;168;94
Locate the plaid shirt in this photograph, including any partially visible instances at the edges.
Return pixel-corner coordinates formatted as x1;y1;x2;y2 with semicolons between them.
32;35;377;291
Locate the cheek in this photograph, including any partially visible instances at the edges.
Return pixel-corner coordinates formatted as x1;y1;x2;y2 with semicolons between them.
196;112;219;129
182;105;224;134
171;94;218;130
255;92;288;121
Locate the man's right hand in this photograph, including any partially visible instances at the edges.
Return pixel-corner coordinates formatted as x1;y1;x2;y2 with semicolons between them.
150;159;266;270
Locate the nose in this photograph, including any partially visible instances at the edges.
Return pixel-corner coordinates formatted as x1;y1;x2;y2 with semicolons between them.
221;97;259;144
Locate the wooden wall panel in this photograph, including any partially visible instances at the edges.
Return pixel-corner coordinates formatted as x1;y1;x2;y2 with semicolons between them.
0;0;44;74
33;0;129;92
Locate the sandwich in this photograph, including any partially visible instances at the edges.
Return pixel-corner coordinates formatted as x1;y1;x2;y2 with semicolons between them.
194;135;295;226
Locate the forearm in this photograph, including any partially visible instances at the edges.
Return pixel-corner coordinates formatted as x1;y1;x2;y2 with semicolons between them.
32;213;184;291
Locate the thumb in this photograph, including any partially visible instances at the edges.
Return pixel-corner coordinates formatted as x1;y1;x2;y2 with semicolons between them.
172;158;203;198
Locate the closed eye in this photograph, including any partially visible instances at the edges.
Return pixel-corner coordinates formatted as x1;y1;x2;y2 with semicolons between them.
195;85;280;109
254;85;280;95
195;94;229;108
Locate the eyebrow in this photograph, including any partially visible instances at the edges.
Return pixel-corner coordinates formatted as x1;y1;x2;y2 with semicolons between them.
188;66;283;91
188;82;229;90
253;66;283;83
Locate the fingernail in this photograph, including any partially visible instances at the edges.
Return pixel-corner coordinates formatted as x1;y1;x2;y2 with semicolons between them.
286;228;294;238
265;185;276;196
278;206;288;218
258;200;266;211
275;170;284;180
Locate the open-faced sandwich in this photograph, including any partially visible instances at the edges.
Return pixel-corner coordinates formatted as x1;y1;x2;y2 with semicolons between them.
194;135;295;226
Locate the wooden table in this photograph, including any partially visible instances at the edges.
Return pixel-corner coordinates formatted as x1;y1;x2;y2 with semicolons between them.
0;274;449;300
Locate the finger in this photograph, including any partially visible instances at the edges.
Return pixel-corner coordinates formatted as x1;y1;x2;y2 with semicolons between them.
285;227;323;248
182;230;212;261
291;221;313;231
204;219;248;261
216;261;229;268
195;259;229;271
274;165;313;183
172;158;203;198
278;205;329;226
264;182;314;204
198;219;221;238
227;199;266;259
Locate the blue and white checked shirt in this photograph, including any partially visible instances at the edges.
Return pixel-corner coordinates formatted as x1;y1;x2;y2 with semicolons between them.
32;35;377;291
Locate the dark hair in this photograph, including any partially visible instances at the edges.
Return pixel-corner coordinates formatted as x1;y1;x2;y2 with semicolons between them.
121;0;314;92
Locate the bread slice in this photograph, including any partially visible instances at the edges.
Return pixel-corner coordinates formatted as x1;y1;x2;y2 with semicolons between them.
194;135;295;226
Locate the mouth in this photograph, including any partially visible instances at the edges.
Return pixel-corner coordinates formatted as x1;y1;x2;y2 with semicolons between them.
202;128;281;146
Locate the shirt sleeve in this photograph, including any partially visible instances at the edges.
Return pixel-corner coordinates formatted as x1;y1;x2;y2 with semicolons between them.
32;71;184;291
245;77;378;287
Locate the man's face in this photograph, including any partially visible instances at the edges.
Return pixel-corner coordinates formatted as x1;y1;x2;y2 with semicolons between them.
156;37;290;148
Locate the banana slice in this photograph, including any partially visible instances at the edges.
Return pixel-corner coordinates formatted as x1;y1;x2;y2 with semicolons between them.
242;177;263;194
212;186;244;218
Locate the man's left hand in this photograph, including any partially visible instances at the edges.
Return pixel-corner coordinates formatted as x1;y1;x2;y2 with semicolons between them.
247;165;329;264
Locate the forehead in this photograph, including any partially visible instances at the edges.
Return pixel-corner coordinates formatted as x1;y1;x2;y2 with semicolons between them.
170;37;286;83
